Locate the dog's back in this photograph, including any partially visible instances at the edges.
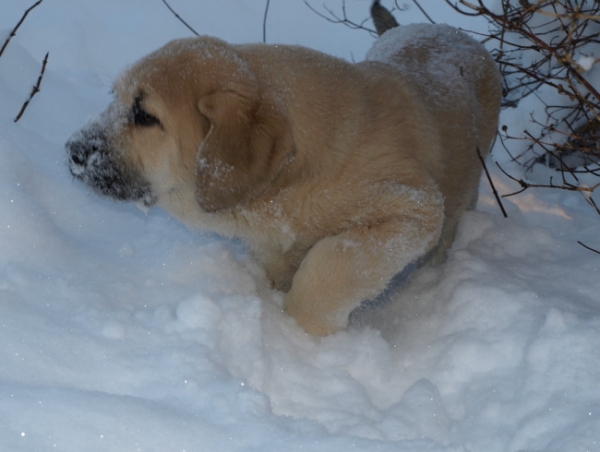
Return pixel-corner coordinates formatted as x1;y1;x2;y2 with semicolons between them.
364;23;501;257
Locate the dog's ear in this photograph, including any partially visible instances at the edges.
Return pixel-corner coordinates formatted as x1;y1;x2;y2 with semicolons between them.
196;87;293;212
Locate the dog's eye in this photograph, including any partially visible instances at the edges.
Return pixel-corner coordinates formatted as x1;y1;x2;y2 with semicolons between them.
132;104;160;127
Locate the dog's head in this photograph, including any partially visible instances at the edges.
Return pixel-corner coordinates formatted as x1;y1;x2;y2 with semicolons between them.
66;37;293;213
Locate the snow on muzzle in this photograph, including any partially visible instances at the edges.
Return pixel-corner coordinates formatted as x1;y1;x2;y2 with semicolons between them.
65;125;156;206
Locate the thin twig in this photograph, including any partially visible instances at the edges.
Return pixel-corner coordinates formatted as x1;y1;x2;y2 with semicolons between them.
410;0;435;24
478;147;508;218
160;0;199;37
578;241;600;255
496;161;600;197
587;195;600;215
0;0;43;58
14;52;49;123
263;0;271;43
302;0;377;35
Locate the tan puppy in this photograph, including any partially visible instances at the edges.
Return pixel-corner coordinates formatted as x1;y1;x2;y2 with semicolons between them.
66;23;501;336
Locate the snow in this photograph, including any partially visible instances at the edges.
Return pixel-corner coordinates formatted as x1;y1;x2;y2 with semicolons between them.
1;1;599;451
576;55;597;73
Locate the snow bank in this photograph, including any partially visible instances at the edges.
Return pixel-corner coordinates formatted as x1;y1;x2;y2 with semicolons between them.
1;1;599;451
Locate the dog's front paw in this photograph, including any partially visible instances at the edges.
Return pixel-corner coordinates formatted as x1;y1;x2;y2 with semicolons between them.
285;290;346;336
282;197;444;336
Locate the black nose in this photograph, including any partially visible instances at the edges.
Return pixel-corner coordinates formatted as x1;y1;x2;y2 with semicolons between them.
66;129;106;167
66;138;89;171
70;152;86;166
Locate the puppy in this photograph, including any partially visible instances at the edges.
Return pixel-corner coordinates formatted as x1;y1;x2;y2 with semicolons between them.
66;22;501;336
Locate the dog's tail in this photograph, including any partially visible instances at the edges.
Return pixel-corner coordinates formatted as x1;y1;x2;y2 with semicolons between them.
371;1;399;36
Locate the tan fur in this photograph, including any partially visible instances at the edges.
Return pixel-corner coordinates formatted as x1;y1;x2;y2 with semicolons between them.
67;25;501;336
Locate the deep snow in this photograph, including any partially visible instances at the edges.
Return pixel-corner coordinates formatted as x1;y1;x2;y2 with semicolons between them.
1;1;599;451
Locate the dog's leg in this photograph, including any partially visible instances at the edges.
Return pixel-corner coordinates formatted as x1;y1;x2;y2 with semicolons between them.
285;190;443;336
260;242;312;292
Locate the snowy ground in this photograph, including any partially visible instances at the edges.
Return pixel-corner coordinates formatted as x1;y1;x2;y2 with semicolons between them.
1;1;600;451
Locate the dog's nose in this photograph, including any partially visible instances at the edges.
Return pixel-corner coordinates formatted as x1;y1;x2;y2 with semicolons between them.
66;128;107;171
66;135;95;178
70;152;86;166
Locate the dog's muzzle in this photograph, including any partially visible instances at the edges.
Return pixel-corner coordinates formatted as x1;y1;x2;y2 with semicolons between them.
66;127;156;206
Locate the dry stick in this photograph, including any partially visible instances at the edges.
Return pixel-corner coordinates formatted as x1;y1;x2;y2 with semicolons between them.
0;0;43;58
302;0;376;35
160;0;199;36
14;52;48;123
410;0;436;24
450;0;600;209
477;147;508;218
263;0;271;43
578;241;600;255
496;161;600;196
587;195;600;216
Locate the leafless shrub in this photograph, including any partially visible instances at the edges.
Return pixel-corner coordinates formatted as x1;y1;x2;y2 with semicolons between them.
445;0;600;214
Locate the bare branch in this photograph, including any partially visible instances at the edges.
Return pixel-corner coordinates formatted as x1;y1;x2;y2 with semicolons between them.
263;0;271;43
0;0;43;58
478;146;508;217
160;0;199;37
14;52;49;123
578;241;600;255
409;0;436;24
303;0;377;36
496;161;600;198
